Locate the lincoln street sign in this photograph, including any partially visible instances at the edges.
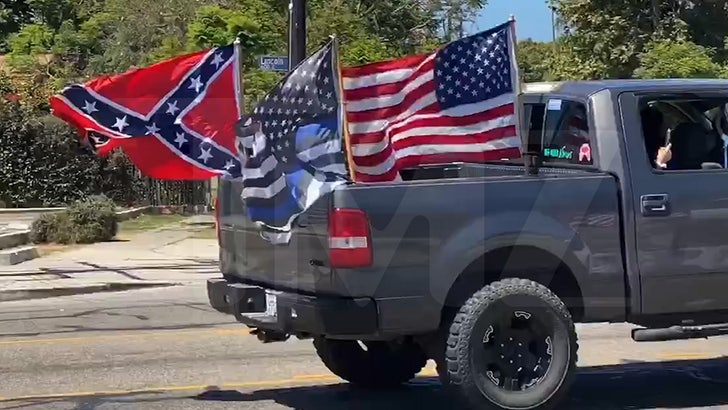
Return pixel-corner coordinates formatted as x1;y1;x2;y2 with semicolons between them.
259;55;289;72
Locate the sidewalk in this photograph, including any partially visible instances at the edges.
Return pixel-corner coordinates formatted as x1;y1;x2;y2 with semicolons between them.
0;221;219;302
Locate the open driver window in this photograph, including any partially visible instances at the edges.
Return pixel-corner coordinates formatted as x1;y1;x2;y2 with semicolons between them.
639;96;728;171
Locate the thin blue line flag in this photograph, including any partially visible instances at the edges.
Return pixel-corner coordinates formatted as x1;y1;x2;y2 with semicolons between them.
235;40;348;243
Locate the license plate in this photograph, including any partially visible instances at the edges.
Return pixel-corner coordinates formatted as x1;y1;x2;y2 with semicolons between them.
265;291;277;317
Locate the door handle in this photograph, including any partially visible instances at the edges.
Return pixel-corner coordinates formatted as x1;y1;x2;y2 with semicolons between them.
641;194;670;216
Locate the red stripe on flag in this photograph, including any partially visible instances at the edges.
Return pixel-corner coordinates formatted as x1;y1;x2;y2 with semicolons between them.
344;82;436;124
351;125;516;168
342;60;436;101
341;53;432;78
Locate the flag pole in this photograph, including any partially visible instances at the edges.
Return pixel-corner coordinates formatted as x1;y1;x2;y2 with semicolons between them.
331;35;357;182
507;15;533;175
508;15;522;95
233;37;245;118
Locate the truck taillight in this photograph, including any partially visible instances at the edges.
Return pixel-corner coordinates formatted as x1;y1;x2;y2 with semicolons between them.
328;208;372;268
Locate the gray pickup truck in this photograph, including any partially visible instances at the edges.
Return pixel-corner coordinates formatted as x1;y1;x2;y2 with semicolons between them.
207;79;728;410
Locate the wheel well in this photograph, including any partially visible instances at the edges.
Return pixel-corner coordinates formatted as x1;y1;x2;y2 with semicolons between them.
442;245;585;322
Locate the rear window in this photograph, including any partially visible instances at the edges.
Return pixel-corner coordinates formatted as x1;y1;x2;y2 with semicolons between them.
540;99;594;165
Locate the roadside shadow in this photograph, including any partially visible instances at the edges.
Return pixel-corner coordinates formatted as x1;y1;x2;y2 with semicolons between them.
194;357;728;409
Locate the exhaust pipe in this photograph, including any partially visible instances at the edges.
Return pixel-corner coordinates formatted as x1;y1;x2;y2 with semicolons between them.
249;328;290;343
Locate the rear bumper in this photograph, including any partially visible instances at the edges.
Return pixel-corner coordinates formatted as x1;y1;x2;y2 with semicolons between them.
207;278;379;337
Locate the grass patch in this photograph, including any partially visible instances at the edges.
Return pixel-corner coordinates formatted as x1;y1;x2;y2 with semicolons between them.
118;214;187;233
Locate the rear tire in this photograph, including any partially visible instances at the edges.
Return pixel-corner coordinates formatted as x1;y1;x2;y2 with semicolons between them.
445;278;578;410
313;337;428;389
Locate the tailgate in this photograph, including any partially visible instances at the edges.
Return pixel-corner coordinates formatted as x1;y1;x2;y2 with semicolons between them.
216;177;333;294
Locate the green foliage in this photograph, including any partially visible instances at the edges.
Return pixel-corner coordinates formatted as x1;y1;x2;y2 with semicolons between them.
27;0;76;31
427;0;488;41
31;195;119;244
243;69;284;111
636;40;723;79
0;0;33;52
186;4;279;68
0;75;156;208
0;100;101;207
187;6;248;49
29;212;59;243
6;23;54;70
517;39;554;82
549;0;728;80
348;0;441;55
340;37;395;67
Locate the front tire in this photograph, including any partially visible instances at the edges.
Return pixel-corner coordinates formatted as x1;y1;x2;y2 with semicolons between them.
313;337;427;389
445;278;578;410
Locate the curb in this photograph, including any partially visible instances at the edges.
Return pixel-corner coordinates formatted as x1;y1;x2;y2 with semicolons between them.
0;207;65;214
0;230;30;250
115;206;153;222
0;281;181;302
0;245;39;266
0;205;211;218
181;219;215;227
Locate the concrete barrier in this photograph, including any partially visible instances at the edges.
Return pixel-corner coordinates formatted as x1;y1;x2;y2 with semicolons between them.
0;245;39;265
0;230;30;250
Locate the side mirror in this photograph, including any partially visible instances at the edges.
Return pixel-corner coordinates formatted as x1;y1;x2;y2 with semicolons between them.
701;162;722;170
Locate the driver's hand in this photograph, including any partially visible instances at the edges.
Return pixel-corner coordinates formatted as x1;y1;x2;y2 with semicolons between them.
656;143;672;168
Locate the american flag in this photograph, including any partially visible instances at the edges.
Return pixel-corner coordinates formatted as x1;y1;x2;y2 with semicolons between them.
235;40;347;242
341;21;522;182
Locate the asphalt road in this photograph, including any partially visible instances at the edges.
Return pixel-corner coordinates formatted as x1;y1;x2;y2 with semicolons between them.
0;284;727;409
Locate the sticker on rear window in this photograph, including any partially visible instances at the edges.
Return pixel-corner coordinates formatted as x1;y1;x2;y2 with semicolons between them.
547;99;562;111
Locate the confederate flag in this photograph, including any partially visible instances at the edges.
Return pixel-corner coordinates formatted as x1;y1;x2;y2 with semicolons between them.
49;44;243;180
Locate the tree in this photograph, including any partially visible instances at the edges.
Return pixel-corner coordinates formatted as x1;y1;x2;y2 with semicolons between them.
549;0;687;79
679;0;728;64
307;0;395;65
351;0;440;55
0;0;33;52
517;39;554;82
635;39;723;79
6;23;54;70
27;0;76;31
186;5;279;60
549;0;728;80
427;0;487;41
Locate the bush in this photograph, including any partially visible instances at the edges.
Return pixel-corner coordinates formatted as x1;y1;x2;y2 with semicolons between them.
29;212;60;243
29;195;118;244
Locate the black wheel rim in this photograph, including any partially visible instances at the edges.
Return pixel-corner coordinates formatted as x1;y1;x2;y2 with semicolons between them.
472;301;554;392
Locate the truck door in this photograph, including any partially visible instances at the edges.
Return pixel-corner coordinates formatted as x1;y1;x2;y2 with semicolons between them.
620;90;728;315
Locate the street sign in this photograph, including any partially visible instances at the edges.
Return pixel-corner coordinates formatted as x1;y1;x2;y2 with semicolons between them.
259;56;289;72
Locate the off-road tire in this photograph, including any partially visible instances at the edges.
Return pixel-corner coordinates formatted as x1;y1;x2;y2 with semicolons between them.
445;278;578;410
313;337;428;389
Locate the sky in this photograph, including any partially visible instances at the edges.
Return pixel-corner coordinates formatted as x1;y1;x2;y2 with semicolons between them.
469;0;555;42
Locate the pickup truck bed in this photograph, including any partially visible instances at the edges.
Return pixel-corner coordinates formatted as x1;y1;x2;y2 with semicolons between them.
212;162;625;339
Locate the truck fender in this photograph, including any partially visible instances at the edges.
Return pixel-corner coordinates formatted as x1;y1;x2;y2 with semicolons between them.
427;210;589;309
